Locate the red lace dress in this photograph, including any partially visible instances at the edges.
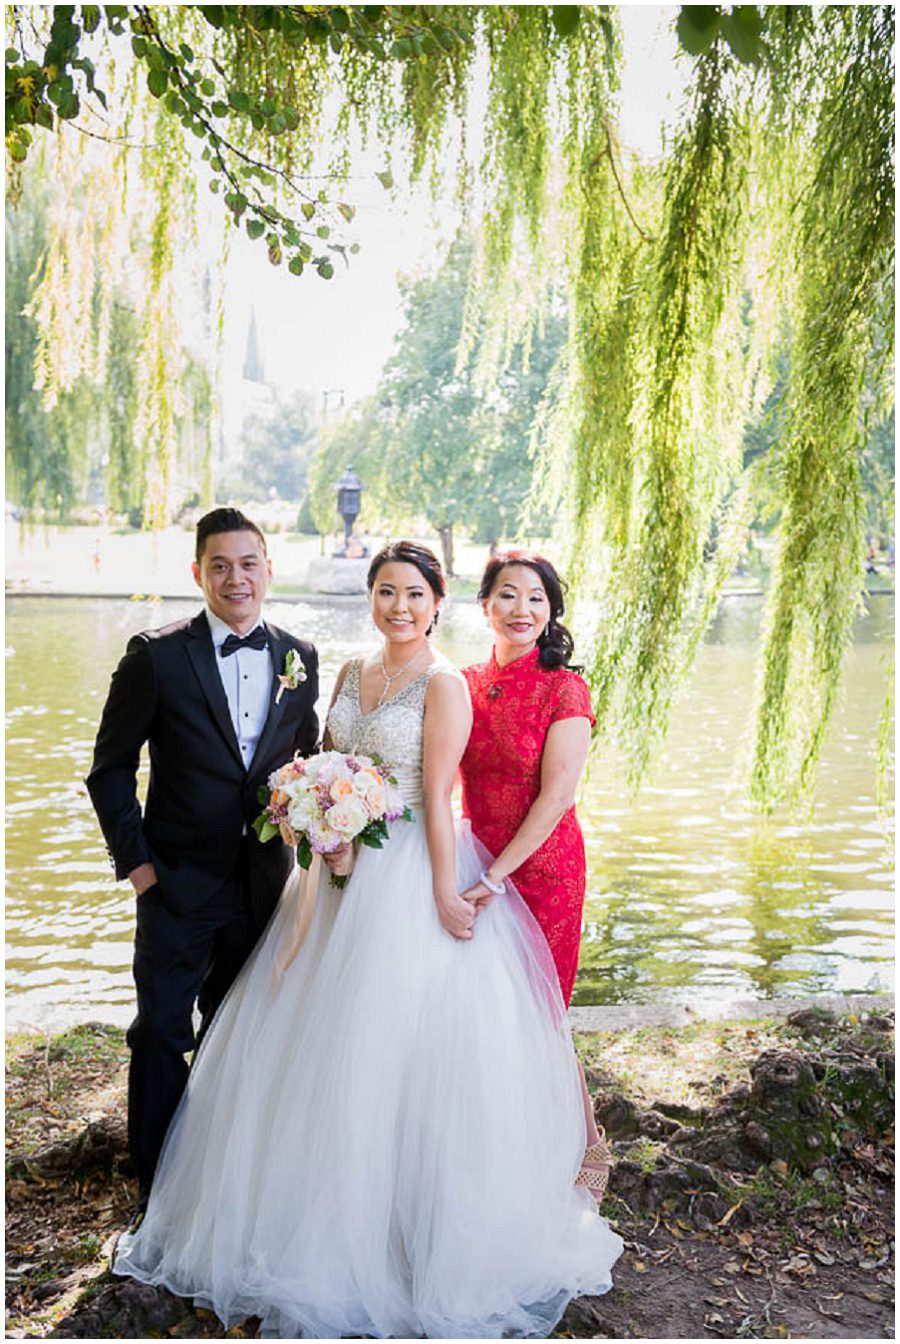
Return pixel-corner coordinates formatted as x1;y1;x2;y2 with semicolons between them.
459;648;595;1006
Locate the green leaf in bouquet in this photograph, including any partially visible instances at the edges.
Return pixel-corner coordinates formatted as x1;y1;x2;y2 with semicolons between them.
401;805;415;822
252;814;280;844
358;823;386;849
256;784;272;806
296;833;313;870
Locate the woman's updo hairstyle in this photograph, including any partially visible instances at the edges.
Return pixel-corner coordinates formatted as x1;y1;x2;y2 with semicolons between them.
478;550;577;670
367;540;447;635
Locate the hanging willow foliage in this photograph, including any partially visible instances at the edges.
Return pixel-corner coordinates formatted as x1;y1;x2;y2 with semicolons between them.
748;5;894;808
4;5;893;809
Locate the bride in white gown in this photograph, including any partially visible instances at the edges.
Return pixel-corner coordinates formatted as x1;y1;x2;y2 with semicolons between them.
114;541;622;1339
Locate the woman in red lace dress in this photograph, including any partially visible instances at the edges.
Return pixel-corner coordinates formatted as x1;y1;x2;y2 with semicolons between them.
458;551;611;1197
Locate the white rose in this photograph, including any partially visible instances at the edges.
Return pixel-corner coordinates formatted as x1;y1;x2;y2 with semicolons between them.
352;768;382;796
324;795;369;840
287;791;319;829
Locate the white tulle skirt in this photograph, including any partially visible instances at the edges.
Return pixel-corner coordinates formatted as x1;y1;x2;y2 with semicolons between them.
114;815;622;1339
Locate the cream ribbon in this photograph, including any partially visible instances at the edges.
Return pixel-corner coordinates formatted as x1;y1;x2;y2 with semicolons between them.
271;852;323;991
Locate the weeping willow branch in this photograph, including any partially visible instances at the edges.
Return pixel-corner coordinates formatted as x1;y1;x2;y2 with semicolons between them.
749;5;894;810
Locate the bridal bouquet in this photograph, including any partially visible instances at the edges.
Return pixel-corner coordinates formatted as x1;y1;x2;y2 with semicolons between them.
253;751;412;887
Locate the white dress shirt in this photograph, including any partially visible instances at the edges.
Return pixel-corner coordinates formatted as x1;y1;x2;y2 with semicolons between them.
206;608;274;768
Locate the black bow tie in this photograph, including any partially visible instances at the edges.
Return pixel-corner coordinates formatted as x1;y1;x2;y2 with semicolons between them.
220;627;268;658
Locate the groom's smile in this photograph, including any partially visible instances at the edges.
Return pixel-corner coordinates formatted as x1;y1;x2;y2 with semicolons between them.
192;528;272;635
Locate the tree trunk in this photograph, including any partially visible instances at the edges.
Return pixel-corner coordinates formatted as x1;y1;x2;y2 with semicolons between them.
437;523;454;577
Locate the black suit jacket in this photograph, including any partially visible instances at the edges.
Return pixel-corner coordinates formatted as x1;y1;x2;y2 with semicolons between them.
86;611;319;912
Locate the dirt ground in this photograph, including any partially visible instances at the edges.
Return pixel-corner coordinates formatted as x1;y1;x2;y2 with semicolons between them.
5;1013;894;1339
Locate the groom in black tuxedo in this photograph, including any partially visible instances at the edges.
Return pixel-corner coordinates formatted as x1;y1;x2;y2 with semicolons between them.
87;507;318;1215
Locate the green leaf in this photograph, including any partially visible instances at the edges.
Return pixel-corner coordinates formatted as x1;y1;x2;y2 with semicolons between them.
210;99;228;116
376;168;393;190
317;259;334;279
252;812;272;841
8;138;28;162
288;254;305;276
256;785;271;805
179;41;194;62
284;107;300;130
330;7;349;32
551;6;580;38
57;88;80;119
147;67;168;98
224;190;247;216
675;5;721;56
227;87;250;112
130;34;147;57
349;242;361;254
268;239;283;265
720;6;763;64
337;202;355;222
390;36;412;58
200;77;216;96
269;112;286;133
301;201;315;220
296;834;312;869
5;47;18;63
246;217;265;240
316;224;330;239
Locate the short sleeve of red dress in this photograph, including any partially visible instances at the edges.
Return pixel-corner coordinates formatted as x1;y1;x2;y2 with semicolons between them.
459;652;594;1006
551;673;596;728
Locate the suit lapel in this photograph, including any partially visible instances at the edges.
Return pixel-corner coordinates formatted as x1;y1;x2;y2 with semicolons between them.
185;612;245;770
251;622;291;769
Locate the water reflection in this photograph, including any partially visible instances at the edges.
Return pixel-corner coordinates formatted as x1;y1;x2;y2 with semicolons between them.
5;594;894;1030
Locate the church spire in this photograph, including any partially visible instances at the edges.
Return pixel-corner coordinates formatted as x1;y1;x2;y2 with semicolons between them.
242;306;265;384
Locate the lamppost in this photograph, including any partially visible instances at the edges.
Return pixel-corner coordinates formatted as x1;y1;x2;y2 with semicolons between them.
336;466;362;552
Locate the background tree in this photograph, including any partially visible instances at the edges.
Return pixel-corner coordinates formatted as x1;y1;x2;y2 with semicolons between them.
309;238;566;573
224;388;318;502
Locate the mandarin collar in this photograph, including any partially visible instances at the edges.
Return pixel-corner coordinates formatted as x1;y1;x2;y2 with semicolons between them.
489;646;540;679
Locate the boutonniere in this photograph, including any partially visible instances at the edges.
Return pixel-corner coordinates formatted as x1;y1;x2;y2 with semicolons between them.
275;649;307;704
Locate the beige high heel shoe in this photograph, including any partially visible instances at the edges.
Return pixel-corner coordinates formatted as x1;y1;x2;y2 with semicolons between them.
575;1128;614;1199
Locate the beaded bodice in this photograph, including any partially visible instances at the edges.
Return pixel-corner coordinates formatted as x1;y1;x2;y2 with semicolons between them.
326;658;440;808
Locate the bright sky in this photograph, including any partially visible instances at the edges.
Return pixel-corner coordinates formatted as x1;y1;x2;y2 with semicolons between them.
220;6;684;417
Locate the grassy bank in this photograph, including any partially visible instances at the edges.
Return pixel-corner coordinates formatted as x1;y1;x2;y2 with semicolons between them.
6;1011;893;1339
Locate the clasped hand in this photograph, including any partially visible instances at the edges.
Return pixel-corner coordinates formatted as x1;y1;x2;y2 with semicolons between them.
437;881;495;941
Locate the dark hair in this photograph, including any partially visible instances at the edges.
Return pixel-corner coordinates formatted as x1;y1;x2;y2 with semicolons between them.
195;507;267;563
367;540;446;635
478;550;577;670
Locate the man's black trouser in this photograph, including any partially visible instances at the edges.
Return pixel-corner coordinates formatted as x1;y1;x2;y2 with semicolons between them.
125;840;271;1203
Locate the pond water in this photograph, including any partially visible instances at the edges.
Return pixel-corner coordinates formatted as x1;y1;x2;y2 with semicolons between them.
5;593;894;1031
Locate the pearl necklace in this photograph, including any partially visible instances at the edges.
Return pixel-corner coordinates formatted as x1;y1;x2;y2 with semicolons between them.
377;646;428;706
